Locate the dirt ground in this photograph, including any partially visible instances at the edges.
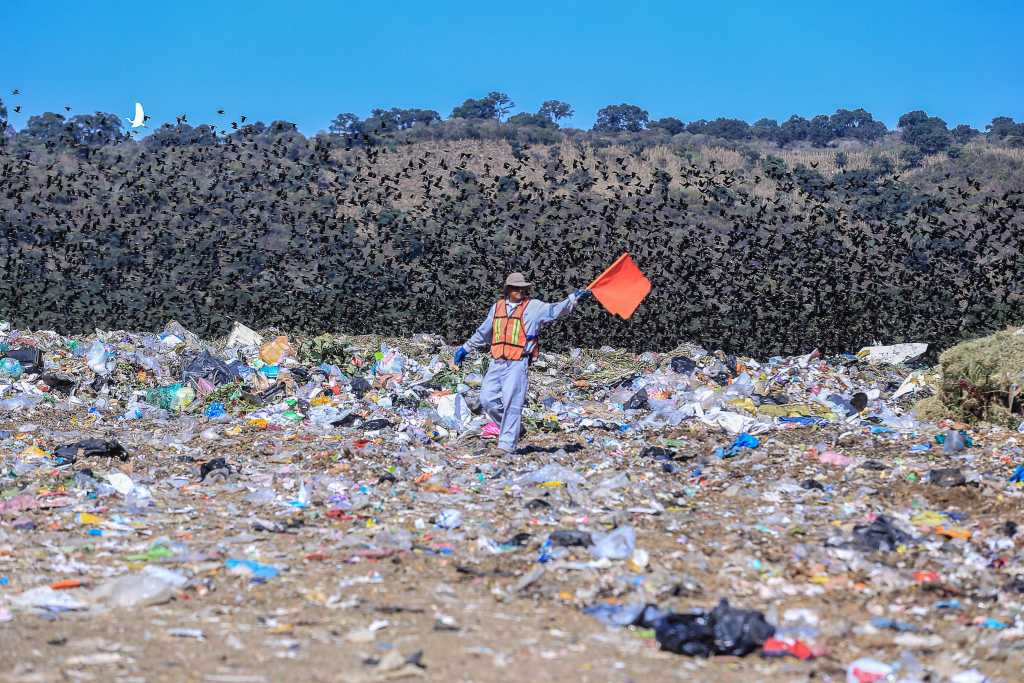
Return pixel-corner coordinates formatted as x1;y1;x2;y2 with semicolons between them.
1;409;1022;683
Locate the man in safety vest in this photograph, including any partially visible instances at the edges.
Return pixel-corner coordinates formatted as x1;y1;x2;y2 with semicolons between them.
453;273;592;453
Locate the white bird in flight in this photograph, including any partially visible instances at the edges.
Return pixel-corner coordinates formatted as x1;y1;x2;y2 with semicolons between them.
127;102;146;128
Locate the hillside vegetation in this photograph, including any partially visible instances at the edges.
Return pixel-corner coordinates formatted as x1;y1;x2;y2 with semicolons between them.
2;98;1023;355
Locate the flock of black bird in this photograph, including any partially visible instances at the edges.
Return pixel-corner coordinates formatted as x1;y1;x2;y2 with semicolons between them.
1;116;1022;357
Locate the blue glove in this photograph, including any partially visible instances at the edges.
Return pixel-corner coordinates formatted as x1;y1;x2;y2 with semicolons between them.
453;347;468;366
575;288;593;301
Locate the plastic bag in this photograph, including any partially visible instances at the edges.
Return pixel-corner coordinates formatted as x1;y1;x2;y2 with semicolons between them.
54;438;128;464
654;599;775;657
182;350;238;386
259;336;293;365
86;340;114;375
849;515;913;552
590;525;636;560
435;393;472;430
515;463;585;486
0;357;22;379
375;346;406;375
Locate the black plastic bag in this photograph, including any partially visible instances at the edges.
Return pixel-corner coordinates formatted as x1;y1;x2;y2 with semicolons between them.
624;388;649;410
928;468;966;487
54;438;128;464
200;457;231;482
501;532;532;547
849;515;913;552
653;599;775;658
641;446;677;461
182;350;238;386
654;611;717;657
350;376;372;398
548;530;593;547
40;374;76;396
670;357;696;374
710;599;776;657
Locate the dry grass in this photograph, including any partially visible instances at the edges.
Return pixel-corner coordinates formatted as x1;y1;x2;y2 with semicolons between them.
964;141;1024;162
322;137;1018;226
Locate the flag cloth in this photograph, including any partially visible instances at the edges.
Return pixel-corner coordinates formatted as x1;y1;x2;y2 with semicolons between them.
588;253;652;320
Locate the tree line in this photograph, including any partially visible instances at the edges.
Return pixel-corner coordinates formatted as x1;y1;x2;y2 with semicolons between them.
3;91;1024;158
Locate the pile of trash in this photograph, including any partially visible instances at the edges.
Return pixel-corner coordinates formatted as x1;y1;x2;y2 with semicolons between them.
0;319;1022;682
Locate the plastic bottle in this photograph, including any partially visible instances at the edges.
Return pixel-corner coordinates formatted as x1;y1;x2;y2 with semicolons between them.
0;357;23;379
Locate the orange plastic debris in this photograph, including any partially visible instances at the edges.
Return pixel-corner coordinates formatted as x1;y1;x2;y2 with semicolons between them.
935;525;972;540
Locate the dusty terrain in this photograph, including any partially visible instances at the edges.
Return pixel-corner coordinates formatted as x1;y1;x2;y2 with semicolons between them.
0;331;1021;682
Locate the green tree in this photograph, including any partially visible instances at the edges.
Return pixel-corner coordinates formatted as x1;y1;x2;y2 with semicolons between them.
751;118;779;141
405;108;441;127
329;113;360;135
508;112;556;128
702;117;752;140
538;100;573;123
593;103;649;133
897;111;929;129
986;116;1024;139
898;110;952;153
649;116;686;135
15;112;75;148
451;96;496;120
487;92;514;121
67;112;125;146
777;115;810;145
451;92;514;121
807;115;833;146
829;108;887;142
951;124;980;143
367;107;442;132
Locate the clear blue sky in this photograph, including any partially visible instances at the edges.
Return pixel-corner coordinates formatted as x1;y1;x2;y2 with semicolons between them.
3;0;1022;134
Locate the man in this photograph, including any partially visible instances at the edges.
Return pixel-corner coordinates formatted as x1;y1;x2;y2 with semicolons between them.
453;272;591;453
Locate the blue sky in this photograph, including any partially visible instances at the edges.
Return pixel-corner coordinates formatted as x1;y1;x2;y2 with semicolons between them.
3;0;1022;134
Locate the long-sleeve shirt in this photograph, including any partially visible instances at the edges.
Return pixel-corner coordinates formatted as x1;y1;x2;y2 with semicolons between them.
461;292;583;356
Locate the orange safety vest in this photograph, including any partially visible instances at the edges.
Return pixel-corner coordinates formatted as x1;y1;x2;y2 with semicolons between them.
490;299;539;361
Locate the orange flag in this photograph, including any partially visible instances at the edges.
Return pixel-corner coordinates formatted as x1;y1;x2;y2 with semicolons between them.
588;253;652;320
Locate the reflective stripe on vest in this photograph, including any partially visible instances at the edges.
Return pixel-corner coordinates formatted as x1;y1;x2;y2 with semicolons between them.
490;299;529;361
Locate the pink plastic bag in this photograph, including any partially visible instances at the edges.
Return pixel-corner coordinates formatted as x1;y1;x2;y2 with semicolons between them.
481;422;500;438
818;450;851;466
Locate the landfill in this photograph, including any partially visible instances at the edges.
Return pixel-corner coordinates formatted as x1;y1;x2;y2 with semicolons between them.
1;319;1022;682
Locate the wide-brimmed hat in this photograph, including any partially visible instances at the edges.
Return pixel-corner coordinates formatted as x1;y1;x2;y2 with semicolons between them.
504;272;533;288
